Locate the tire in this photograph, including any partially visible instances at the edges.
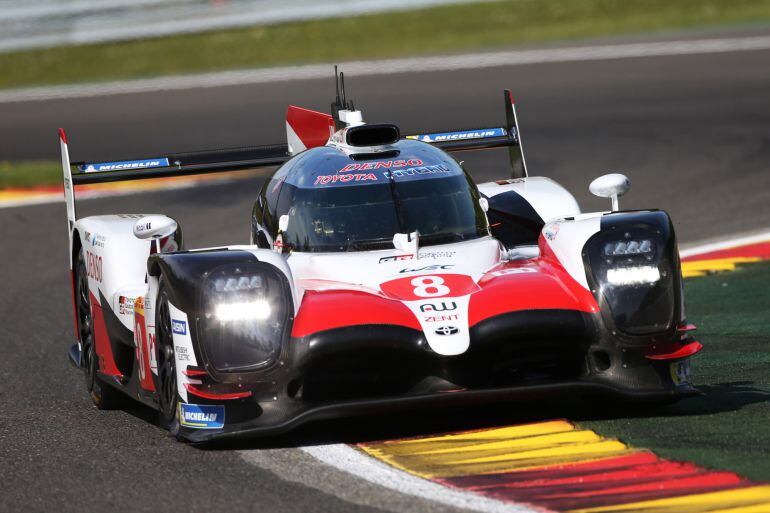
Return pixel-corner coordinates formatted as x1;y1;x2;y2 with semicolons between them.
75;246;124;410
155;279;181;436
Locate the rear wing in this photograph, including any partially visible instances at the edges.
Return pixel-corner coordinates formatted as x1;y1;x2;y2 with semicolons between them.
405;90;528;178
59;87;528;242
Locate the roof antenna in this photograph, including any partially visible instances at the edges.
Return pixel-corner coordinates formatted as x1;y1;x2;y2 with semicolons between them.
331;66;345;130
330;66;362;129
334;65;340;107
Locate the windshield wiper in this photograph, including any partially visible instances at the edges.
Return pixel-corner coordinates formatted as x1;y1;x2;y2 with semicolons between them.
346;238;392;251
419;232;467;245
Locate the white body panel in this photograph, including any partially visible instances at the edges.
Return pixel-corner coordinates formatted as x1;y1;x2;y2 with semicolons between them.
286;237;501;355
168;302;198;402
477;176;581;223
542;213;604;289
75;214;152;330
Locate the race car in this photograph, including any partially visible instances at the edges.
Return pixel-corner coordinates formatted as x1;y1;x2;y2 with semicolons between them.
61;70;701;442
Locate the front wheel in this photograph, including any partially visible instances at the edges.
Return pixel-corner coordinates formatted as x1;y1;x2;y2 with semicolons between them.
75;246;123;410
155;280;181;435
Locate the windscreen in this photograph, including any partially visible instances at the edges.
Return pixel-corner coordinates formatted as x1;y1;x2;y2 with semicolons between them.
280;173;488;252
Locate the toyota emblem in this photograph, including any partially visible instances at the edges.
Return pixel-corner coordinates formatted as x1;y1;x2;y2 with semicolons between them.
434;326;459;336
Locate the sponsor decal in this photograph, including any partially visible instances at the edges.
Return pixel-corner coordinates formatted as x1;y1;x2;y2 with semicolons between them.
671;360;691;386
175;345;190;362
380;274;479;301
419;250;456;260
407;127;506;143
379;254;414;263
387;164;451;178
424;314;459;323
82;158;170;173
434;326;459;336
491;267;538;277
118;295;135;316
179;403;225;429
171;319;187;335
84;231;106;248
379;251;456;263
419;301;457;312
340;159;422;173
134;221;152;234
314;173;378;185
400;264;453;274
86;250;102;282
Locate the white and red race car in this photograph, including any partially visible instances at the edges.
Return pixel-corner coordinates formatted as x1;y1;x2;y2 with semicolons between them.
62;71;701;442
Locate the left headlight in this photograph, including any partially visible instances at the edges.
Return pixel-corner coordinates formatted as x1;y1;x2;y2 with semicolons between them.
584;214;680;336
199;263;291;372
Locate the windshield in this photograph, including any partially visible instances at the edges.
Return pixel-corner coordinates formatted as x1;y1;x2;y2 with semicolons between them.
280;173;488;252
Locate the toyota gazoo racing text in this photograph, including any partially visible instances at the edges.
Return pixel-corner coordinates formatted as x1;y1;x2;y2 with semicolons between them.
60;70;701;442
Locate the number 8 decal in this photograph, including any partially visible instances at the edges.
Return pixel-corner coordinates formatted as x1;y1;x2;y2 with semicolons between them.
411;275;450;298
380;273;480;301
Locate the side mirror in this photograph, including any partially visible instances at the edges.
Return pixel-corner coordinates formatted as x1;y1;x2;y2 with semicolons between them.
589;173;630;211
133;215;177;240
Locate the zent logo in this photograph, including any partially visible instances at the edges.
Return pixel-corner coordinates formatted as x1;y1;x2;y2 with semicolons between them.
171;319;187;335
86;251;102;283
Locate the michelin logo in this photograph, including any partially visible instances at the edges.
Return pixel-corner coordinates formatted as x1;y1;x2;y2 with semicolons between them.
83;158;170;173
179;403;225;429
408;128;506;143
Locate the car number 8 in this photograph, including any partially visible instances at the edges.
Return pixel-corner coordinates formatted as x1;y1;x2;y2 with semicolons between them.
411;276;450;297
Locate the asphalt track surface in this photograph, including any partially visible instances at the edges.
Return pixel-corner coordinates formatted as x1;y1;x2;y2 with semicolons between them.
1;29;770;512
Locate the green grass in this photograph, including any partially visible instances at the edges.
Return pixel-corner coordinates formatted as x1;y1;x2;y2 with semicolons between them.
0;161;61;189
3;0;770;89
581;261;770;481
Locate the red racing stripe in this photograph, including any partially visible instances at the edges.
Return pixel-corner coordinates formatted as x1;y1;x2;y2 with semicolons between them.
441;452;661;489
90;291;122;377
684;240;770;261
291;289;420;338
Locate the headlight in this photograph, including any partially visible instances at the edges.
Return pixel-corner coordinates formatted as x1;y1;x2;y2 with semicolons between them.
199;263;291;372
603;239;654;257
606;265;660;286
584;213;680;336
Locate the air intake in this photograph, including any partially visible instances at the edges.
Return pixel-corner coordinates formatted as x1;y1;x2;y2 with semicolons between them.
346;124;400;147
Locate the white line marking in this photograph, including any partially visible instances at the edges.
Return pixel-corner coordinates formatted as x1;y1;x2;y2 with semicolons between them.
3;35;770;103
680;229;770;258
0;176;242;209
300;444;539;513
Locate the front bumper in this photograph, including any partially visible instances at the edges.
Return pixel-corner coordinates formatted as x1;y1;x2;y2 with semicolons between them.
175;309;699;442
180;379;698;442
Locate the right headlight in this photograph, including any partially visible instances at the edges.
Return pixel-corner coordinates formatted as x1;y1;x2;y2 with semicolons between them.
199;262;291;372
584;214;680;336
